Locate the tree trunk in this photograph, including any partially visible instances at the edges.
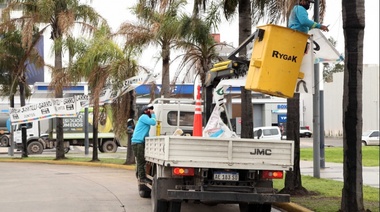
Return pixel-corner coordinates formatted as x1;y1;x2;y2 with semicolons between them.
91;97;100;162
280;93;308;195
54;46;65;160
125;91;135;165
239;0;253;139
340;0;365;211
161;41;171;98
19;78;28;158
203;86;214;123
240;88;253;138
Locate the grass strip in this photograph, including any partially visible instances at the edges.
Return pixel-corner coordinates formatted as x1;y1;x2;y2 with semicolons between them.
273;175;379;212
301;146;379;166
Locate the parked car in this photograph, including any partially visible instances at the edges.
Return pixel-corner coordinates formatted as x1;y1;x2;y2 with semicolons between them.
361;130;379;146
300;126;312;138
253;126;282;140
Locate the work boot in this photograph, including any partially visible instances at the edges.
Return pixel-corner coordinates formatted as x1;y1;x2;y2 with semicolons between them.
139;177;152;184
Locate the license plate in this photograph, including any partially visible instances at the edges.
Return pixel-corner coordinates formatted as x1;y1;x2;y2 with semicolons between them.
213;172;239;181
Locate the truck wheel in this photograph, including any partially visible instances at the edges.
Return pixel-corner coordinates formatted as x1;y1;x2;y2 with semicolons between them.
102;140;117;153
27;141;44;155
151;175;168;212
168;201;181;212
239;203;271;212
138;183;151;198
0;135;9;147
64;147;70;153
98;144;104;153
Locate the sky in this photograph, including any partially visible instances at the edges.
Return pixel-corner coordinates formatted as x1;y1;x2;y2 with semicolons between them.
90;0;378;77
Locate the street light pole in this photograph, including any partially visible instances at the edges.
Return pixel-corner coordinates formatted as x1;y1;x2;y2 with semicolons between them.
313;0;321;178
84;84;89;155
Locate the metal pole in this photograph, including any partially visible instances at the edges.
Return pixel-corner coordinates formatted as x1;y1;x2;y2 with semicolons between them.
320;90;325;168
8;120;14;156
84;84;89;155
313;0;320;178
320;65;326;168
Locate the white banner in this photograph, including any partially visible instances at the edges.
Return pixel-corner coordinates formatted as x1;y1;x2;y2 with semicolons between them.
75;94;90;111
53;97;77;117
10;74;158;124
99;73;158;105
297;29;343;93
213;78;246;110
10;100;55;124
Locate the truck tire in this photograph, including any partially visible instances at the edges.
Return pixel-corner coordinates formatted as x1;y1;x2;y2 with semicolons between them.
0;135;9;147
64;147;70;153
168;201;181;212
138;183;151;198
239;203;271;212
151;175;169;212
27;141;44;154
102;140;117;153
98;142;104;153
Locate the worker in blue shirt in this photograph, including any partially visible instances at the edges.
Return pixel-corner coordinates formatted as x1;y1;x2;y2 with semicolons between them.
131;104;156;183
288;0;329;33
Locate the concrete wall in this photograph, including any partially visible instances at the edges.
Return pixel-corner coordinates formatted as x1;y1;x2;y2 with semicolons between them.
303;64;379;137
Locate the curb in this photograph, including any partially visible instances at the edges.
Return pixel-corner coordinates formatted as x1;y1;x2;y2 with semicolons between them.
273;202;313;212
0;158;135;170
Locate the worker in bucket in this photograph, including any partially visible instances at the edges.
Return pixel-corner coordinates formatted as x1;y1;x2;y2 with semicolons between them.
288;0;329;33
131;104;156;183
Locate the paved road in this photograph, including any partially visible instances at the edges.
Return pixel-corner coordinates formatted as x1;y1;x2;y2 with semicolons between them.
0;136;377;212
0;162;283;212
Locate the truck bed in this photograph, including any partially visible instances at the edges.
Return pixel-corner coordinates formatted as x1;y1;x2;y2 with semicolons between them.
145;136;294;171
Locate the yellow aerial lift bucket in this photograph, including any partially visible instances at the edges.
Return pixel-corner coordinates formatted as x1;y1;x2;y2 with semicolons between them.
245;24;309;98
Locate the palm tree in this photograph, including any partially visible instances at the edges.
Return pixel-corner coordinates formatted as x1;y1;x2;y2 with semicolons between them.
0;21;44;157
1;0;103;159
117;0;187;98
340;0;365;211
174;2;239;123
67;25;139;161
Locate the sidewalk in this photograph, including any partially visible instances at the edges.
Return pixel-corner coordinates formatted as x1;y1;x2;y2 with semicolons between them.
300;160;379;188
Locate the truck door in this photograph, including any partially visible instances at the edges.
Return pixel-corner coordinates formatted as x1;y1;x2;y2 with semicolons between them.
13;121;38;144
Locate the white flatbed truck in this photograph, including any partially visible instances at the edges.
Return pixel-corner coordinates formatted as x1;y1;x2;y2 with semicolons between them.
136;99;294;212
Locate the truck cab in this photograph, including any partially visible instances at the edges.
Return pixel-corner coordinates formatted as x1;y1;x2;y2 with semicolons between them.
149;98;199;136
13;121;45;154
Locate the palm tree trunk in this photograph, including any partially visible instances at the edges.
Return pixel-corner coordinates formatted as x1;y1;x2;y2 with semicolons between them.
91;111;100;161
281;93;308;194
19;76;28;158
239;0;253;139
340;0;365;211
91;96;100;161
125;91;135;164
161;41;171;98
54;46;65;160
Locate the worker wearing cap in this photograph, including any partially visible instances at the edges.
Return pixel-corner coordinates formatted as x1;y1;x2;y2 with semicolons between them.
288;0;329;33
131;104;156;183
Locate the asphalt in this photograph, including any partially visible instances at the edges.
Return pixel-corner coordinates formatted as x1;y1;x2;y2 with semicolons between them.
0;147;379;212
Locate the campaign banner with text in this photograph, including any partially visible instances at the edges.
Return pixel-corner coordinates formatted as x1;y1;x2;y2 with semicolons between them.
9;97;78;124
10;100;55;124
9;74;158;124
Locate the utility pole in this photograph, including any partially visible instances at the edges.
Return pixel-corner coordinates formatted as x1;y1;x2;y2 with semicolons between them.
84;84;89;155
313;0;320;178
320;66;325;168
